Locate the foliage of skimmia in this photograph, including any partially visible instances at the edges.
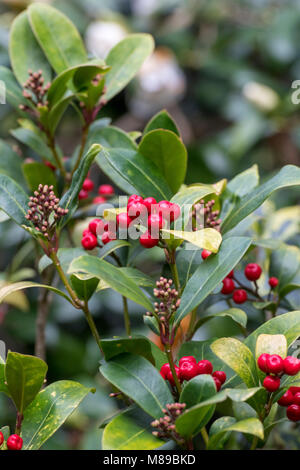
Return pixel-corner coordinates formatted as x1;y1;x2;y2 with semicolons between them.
0;3;299;451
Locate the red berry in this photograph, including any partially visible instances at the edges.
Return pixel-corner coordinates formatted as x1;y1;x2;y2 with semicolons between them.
293;393;300;406
180;361;199;381
166;365;181;386
82;228;91;237
81;233;98;250
148;213;165;232
139;231;159;248
287;404;300;422
169;203;181;223
128;194;143;205
116;212;131;229
244;263;262;281
197;359;213;375
82;178;94;192
0;431;3;446
179;356;197;367
201;250;211;260
266;354;284;375
7;434;23;450
212;371;226;385
213;377;222;391
88;218;104;236
143;197;157;212
289;386;300;395
283;356;300;376
257;353;270;373
93;196;106;204
160;363;171;379
102;231;117;245
263;375;280;392
157;200;172;219
78;189;89;200
269;277;279;289
227;270;234;278
278;389;294;407
221;278;235;295
98;184;114;196
233;289;247;304
127;201;147;219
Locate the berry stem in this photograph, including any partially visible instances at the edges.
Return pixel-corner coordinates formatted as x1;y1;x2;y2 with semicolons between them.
15;411;23;436
165;344;181;395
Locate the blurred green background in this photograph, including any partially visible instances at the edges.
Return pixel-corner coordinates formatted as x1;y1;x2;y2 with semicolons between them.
0;0;299;449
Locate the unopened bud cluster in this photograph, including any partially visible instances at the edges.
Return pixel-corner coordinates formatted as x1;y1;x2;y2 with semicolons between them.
193;199;221;231
146;277;180;321
19;70;50;112
151;403;186;445
26;184;68;240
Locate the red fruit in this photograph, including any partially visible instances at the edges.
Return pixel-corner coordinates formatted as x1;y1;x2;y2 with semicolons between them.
283;356;300;376
148;213;164;232
93;196;106;204
81;233;98;250
139;231;159;248
286;404;300;422
127;202;147;219
88;218;104;236
180;361;199;381
233;289;247;304
157;200;172;219
7;434;23;450
213;377;222;391
82;228;91;237
263;375;280;392
128;194;143;205
169;203;181;223
179;356;197;367
143;197;157;212
277;389;294;407
0;431;3;446
98;184;114;196
197;359;213;375
266;354;284;375
244;263;262;281
160;363;171;379
293;393;300;406
212;371;226;385
289;386;300;395
166;365;181;386
201;250;211;260
102;231;117;245
116;212;131;229
82;178;94;192
221;278;235;295
78;189;89;200
257;353;270;373
269;277;279;289
227;270;234;279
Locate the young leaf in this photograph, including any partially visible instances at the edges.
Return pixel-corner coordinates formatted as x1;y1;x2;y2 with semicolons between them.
105;34;154;101
5;352;47;413
9;11;52;86
100;353;173;419
161;228;222;253
144;109;180;136
207;417;264;450
28;3;87;74
0;174;30;227
139;129;187;193
22;380;92;450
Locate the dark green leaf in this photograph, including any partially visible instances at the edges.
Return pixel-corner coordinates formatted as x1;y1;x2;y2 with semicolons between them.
0;174;30;226
144;109;180;136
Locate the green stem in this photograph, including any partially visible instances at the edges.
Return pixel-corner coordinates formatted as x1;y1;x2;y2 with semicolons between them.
71;123;90;177
122;296;131;336
169;250;180;291
200;427;209;448
250;436;258;450
165;344;181;395
82;301;103;354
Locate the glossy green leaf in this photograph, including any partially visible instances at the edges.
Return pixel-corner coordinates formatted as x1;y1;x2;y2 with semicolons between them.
105;34;154;101
227;164;259;197
171;184;217;207
144;109;180;136
208;417;264;450
70;274;99;302
9;11;52;86
98;240;131;260
22;161;57;192
174;237;252;326
0;363;10;396
100;353;173;419
161;228;222;253
102;407;164;450
68;255;153;311
47;93;75;135
222;165;300;233
0;281;73;305
180;374;217;409
22;380;92;450
0;174;30;227
193;308;247;333
139;129;187;193
5;352;47;413
280;283;300;298
28;3;87;74
11;127;54;161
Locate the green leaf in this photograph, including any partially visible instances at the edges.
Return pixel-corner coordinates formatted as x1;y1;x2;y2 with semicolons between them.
0;281;73;305
144;109;180;136
0;140;25;187
102;407;164;450
180;374;217;409
98;240;131;260
9;11;52;86
105;34;154;101
28;3;87;74
89;125;137;151
22;380;92;450
38;247;85;274
211;338;258;388
270;244;300;286
161;228;222;253
193;308;247;333
208;417;264;450
175;387;261;438
97;147;173;200
68;255;153;311
222;165;300;233
11;127;54;161
139;130;187;193
70;274;99;302
22;161;57;192
0;363;10;396
58;144;101;227
174;237;252;326
171;184;217;207
280;283;300;298
0;66;28;110
227;164;259;197
5;352;47;413
47;93;75;135
100;353;173;419
0;174;30;227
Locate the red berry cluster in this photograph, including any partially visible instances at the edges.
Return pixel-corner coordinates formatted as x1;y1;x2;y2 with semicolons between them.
151;403;186;445
258;353;300;398
160;356;226;391
79;180;114;203
278;386;300;422
81;218;117;250
0;432;23;450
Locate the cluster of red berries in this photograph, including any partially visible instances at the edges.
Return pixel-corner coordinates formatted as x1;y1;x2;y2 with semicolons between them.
258;352;300;394
160;356;226;391
81;217;116;250
0;431;23;450
277;386;300;422
79;180;114;204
